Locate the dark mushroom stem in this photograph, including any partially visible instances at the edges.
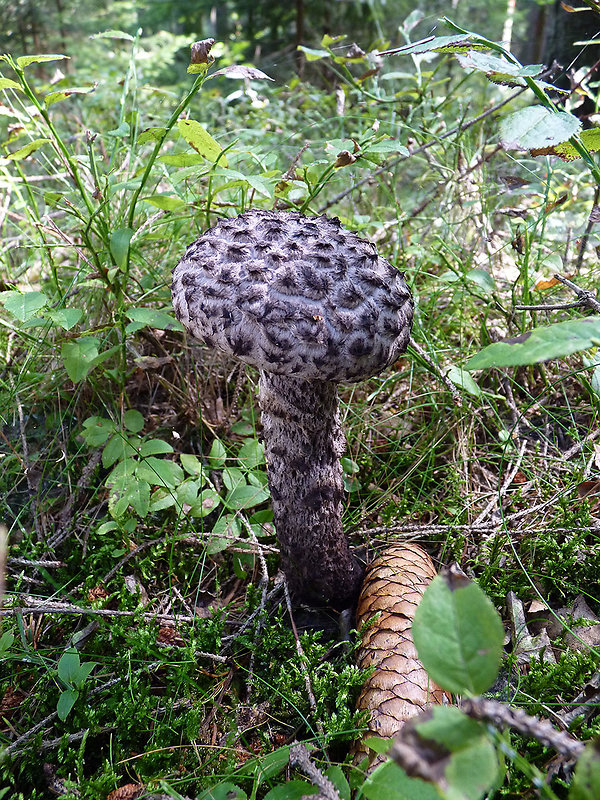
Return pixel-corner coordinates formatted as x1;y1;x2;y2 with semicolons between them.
259;372;363;607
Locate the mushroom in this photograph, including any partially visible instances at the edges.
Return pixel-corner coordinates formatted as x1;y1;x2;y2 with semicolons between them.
172;209;413;608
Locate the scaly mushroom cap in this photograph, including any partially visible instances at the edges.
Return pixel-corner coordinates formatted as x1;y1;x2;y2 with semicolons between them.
172;209;413;382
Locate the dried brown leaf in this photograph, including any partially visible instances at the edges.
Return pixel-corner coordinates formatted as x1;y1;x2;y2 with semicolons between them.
352;543;447;768
107;783;144;800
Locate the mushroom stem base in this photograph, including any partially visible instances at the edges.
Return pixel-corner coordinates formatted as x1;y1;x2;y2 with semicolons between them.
258;372;363;608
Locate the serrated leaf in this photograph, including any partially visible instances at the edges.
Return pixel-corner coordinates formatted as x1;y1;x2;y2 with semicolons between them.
61;337;100;382
109;227;133;270
16;54;68;68
531;128;600;161
466;316;600;370
0;78;22;91
1;290;48;321
499;106;581;151
56;688;78;721
46;307;82;330
412;571;504;695
177;119;226;164
125;306;184;332
141;194;185;211
6;137;51;160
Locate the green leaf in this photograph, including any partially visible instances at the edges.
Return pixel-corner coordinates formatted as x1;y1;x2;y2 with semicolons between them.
191;488;221;517
180;453;204;476
125;307;185;333
366;139;410;156
113;476;150;518
363;736;394;755
74;660;97;689
262;782;316;800
158;153;205;167
465;268;496;293
139;439;173;457
298;45;331;61
362;760;440;800
0;78;22;91
141;194;186;211
61;337;100;382
137;126;167;144
225;484;269;510
56;688;79;721
177;119;227;164
0;632;14;656
412;572;504;695
90;30;134;41
499;106;581;151
1;290;48;321
46;308;82;330
209;439;227;469
466;316;600;370
237;440;265;470
123;409;144;433
136;457;184;488
149;487;175;512
82;416;115;446
207;515;240;554
444;366;482;398
44;85;96;107
58;648;81;685
102;435;136;468
531;128;600;161
198;783;247;800
16;54;68;68
110;227;133;270
570;741;600;800
326;765;351;800
380;34;472;58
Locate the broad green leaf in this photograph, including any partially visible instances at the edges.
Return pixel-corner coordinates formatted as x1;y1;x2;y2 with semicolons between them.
444;366;482;398
61;337;100;382
109;227;133;270
46;308;82;330
139;439;173;457
122;476;150;518
0;632;14;655
82;416;115;446
379;34;472;57
44;85;96;107
6;137;51;161
223;467;246;492
136;457;183;488
465;268;496;293
16;54;68;68
225;484;269;510
412;572;504;695
207;515;240;554
177;119;226;164
57;688;78;721
466;316;600;370
74;660;97;689
125;306;185;332
1;290;48;321
297;45;330;61
180;453;204;476
210;65;274;81
90;30;134;41
531;128;600;161
237;440;265;469
326;765;351;800
262;782;316;800
367;139;410;156
570;742;600;800
362;760;440;800
158;153;205;167
149;487;175;512
198;783;247;800
102;435;138;468
141;194;186;211
137;126;167;144
191;488;221;517
176;479;200;507
58;648;80;685
123;409;144;433
0;78;22;91
499;106;581;151
107;122;130;137
209;439;227;469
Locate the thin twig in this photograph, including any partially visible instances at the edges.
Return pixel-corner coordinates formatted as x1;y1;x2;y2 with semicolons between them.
461;697;585;760
289;743;342;800
473;439;527;525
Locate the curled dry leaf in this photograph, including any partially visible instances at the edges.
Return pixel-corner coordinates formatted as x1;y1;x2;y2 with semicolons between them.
352;543;447;768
